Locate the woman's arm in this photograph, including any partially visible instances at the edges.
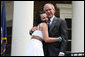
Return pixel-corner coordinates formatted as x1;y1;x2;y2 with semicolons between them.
41;23;61;43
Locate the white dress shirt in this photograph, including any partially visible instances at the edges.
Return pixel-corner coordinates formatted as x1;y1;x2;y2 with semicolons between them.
49;15;55;25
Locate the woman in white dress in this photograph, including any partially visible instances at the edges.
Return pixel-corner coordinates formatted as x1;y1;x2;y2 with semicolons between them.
25;11;62;56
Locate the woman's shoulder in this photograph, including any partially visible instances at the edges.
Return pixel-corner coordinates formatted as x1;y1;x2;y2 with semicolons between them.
39;22;47;28
40;22;47;25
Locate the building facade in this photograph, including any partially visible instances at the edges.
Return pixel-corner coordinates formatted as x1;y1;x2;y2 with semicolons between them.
1;1;84;56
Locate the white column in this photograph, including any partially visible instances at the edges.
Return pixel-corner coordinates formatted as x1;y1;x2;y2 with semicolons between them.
72;1;84;52
11;1;34;56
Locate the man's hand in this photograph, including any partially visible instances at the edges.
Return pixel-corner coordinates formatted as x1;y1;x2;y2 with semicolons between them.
58;54;64;56
31;26;38;32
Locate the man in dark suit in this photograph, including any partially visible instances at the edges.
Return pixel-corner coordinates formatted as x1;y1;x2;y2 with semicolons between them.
30;3;68;56
42;3;68;56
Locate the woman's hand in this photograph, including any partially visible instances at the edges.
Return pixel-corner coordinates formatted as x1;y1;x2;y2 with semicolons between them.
58;37;62;42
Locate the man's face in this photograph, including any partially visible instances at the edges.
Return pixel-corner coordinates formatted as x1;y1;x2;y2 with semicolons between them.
44;5;55;19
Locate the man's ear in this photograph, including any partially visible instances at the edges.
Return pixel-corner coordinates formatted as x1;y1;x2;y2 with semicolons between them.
54;9;56;13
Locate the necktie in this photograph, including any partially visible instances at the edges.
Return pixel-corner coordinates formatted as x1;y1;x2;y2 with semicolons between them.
48;19;51;28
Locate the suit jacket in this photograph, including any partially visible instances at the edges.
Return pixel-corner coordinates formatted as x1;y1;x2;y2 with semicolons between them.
43;16;68;56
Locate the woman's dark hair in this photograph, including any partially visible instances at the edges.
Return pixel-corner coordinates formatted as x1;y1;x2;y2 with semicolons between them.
34;10;45;26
